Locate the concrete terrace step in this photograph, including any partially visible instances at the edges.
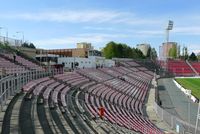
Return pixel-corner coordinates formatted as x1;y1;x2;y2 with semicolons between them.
0;100;11;133
32;98;44;134
0;93;22;134
44;105;62;134
65;108;83;134
10;94;25;133
67;93;93;134
93;119;117;134
56;108;75;134
75;90;98;134
95;119;137;134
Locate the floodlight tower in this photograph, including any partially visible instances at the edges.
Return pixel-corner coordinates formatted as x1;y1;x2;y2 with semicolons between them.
164;20;173;72
166;20;173;44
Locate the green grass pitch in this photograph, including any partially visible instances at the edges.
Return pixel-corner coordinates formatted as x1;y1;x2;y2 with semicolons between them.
175;78;200;99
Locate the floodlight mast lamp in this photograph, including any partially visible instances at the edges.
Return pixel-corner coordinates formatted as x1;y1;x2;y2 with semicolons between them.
166;20;173;44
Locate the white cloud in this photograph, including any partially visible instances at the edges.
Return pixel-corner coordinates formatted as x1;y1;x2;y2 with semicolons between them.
185;44;200;54
115;18;164;25
2;10;200;52
83;26;115;31
0;10;127;23
0;9;163;26
136;30;164;36
173;26;200;35
192;50;200;54
77;33;131;38
34;36;105;49
33;33;131;49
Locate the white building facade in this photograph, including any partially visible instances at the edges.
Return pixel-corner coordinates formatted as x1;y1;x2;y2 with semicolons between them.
58;56;115;69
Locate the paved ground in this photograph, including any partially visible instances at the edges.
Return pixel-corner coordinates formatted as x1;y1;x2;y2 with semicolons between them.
158;78;200;133
158;78;199;125
146;78;177;133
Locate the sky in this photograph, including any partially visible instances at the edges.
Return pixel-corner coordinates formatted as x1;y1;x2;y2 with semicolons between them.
0;0;200;54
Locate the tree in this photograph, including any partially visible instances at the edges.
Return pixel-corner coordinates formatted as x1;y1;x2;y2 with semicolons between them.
126;47;133;58
132;48;137;59
150;48;157;60
21;42;36;49
146;47;157;60
29;43;36;49
21;42;29;48
134;48;145;59
168;45;177;59
177;45;180;58
146;47;151;58
103;41;145;59
184;47;188;60
189;52;198;61
180;46;189;60
103;41;116;59
197;53;200;61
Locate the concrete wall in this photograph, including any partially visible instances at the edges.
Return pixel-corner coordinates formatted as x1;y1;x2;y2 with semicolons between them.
104;59;115;67
15;46;36;58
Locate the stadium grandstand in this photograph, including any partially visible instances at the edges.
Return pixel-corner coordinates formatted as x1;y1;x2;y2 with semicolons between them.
2;38;200;134
0;41;169;134
158;59;200;76
1;0;200;134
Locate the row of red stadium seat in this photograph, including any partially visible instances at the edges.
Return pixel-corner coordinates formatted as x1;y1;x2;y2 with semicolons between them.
21;64;163;134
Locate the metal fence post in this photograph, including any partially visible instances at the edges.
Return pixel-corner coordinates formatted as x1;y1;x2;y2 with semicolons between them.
3;81;6;105
161;107;164;120
21;73;23;88
33;71;35;79
7;80;10;101
171;115;174;129
38;71;41;79
0;81;2;111
13;75;16;93
28;71;30;83
18;74;22;92
29;71;32;81
8;78;12;98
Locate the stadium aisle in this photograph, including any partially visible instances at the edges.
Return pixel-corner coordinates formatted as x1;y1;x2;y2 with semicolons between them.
146;78;176;133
